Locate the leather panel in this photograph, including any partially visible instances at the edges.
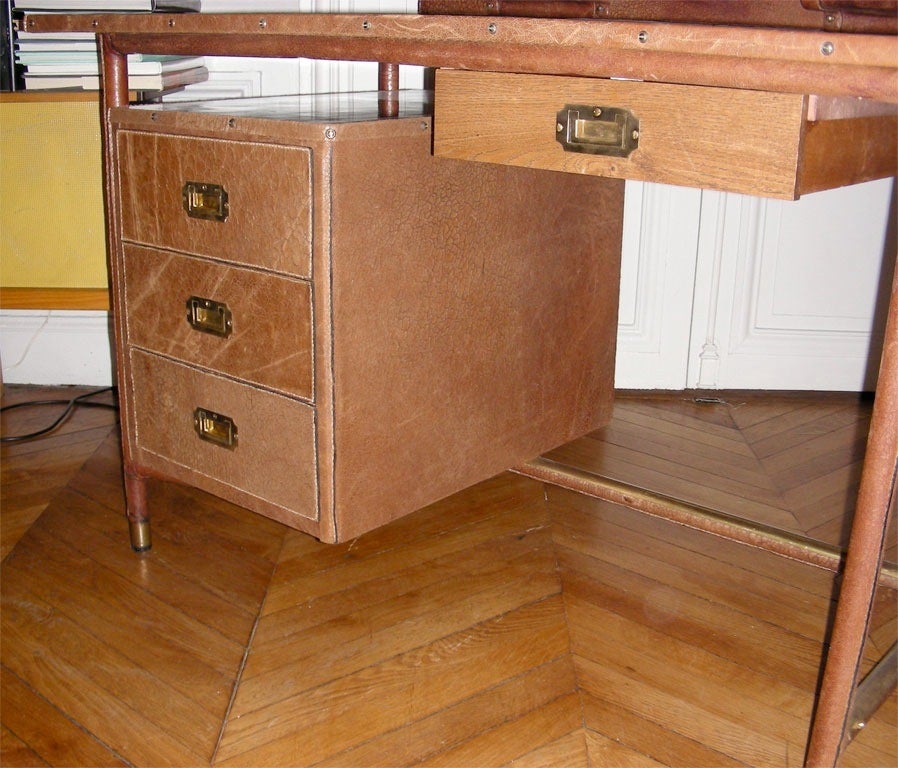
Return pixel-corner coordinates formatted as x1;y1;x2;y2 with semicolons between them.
326;129;622;539
123;244;313;400
117;131;313;277
128;349;318;521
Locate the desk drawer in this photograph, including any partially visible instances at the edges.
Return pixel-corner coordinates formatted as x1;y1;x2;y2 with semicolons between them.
117;130;313;277
123;244;313;400
434;70;897;200
129;349;318;522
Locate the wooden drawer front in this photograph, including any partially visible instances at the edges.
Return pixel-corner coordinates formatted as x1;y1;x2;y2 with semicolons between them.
123;244;313;401
434;70;810;199
117;130;313;277
129;349;318;521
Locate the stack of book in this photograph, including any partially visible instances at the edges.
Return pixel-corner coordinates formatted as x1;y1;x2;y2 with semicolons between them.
13;0;206;92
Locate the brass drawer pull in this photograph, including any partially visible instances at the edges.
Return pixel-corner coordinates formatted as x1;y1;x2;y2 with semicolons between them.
182;181;229;222
186;295;233;338
555;104;640;158
193;407;238;449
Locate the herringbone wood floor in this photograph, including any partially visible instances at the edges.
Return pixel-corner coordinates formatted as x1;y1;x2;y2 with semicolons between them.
1;385;895;767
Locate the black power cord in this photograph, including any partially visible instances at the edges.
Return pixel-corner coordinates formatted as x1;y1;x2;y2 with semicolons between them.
0;386;118;444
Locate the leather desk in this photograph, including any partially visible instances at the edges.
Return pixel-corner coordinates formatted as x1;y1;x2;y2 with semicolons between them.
21;8;898;766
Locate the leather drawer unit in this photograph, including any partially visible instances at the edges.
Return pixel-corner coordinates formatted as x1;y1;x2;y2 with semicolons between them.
111;92;624;543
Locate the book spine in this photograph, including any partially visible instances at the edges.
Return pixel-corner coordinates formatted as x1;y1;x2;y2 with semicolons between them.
1;0;24;91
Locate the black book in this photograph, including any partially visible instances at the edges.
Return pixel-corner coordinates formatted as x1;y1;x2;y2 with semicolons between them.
1;1;24;91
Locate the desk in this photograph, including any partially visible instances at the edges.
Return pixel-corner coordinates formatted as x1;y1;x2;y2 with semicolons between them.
21;9;898;767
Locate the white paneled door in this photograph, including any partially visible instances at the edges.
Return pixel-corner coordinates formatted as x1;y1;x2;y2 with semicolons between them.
614;177;896;391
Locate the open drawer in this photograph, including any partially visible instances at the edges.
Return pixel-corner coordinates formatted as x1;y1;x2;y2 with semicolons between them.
433;70;897;199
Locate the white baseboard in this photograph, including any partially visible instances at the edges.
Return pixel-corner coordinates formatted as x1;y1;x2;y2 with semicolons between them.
0;310;114;387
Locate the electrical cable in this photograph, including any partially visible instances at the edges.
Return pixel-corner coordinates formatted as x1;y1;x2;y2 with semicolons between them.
0;386;118;443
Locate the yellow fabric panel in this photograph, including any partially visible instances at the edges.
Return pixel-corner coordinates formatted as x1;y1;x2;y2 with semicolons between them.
0;99;107;288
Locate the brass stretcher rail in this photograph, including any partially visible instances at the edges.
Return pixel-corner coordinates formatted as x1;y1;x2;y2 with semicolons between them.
22;11;898;767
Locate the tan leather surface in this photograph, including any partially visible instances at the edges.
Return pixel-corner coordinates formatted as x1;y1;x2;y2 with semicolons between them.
128;349;319;522
123;244;313;400
114;108;622;543
117;130;313;277
325;130;623;540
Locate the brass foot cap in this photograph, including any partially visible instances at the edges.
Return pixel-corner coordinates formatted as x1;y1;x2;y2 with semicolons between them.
129;519;152;552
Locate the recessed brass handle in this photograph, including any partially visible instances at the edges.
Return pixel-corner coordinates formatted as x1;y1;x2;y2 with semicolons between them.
182;181;229;222
555;104;640;158
193;407;238;449
186;296;233;338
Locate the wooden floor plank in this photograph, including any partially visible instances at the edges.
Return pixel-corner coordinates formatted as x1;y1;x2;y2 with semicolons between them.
575;654;805;767
566;594;816;739
0;666;127;768
506;729;588;768
764;420;868;480
3;386;894;768
5;524;243;714
37;489;263;645
553;501;835;642
232;545;560;717
582;692;744;768
740;402;855;458
549;485;838;599
216;596;570;766
310;657;579;768
1;584;209;766
414;692;582;767
548;438;800;532
263;481;548;615
0;725;50;768
1;385;117;559
584;726;670;768
245;525;554;680
559;546;830;691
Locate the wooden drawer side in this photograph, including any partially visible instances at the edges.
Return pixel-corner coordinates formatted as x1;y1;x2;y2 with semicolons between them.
117;130;313;277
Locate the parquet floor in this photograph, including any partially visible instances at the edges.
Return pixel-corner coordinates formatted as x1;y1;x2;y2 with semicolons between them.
1;385;895;767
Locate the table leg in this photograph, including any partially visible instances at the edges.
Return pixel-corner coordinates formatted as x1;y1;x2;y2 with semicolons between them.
805;254;898;766
98;37;152;552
